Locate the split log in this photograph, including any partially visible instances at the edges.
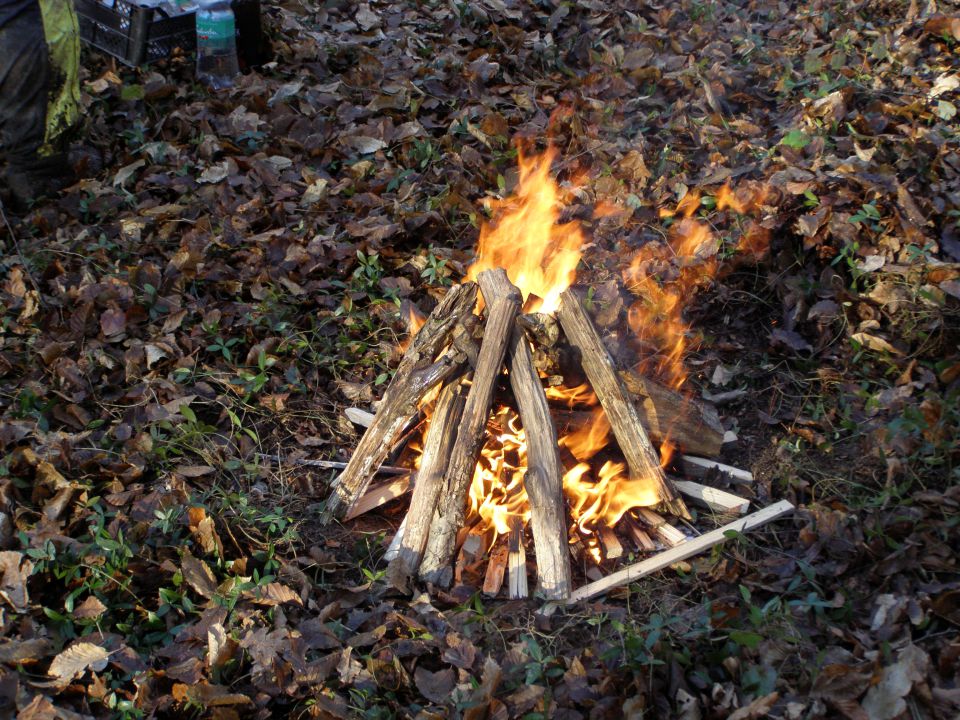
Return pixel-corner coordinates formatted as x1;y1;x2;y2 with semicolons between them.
455;529;486;585
562;500;795;603
485;275;573;599
636;508;686;547
345;474;412;520
508;518;528;599
419;270;522;586
673;479;750;515
624;516;657;552
483;544;509;597
598;526;623;560
385;379;468;587
322;282;478;522
680;455;754;484
557;289;690;520
619;370;725;458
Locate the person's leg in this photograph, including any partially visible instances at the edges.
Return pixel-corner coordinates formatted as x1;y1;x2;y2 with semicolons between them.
0;1;53;205
0;0;81;207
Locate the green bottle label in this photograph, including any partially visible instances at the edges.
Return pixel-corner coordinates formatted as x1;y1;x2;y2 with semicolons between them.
196;15;235;42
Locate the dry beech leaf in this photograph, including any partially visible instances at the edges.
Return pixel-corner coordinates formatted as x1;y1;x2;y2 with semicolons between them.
851;332;902;355
181;553;218;599
243;582;302;606
0;638;53;665
47;642;109;685
862;644;929;720
73;596;108;621
414;667;455;704
0;551;32;612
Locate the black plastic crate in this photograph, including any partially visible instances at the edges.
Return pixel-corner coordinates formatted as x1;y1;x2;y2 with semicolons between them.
75;0;196;67
75;1;265;68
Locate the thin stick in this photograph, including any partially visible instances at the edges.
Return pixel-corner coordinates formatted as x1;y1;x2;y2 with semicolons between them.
258;454;408;476
563;500;795;603
598;526;623;560
0;198;43;298
636;508;686;547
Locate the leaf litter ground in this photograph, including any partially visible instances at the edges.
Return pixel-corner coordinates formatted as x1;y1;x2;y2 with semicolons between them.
0;0;959;718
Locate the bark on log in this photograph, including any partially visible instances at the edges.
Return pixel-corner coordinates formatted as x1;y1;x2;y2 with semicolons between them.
556;289;690;520
386;379;468;589
321;283;478;522
419;269;521;586
619;370;725;458
488;276;573;599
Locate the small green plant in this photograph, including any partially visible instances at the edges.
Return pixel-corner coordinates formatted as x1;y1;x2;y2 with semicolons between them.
421;251;451;286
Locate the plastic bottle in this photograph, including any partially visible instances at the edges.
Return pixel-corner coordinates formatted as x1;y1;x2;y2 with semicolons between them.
195;0;239;89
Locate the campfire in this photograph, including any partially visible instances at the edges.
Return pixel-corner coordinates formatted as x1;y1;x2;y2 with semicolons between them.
320;147;793;602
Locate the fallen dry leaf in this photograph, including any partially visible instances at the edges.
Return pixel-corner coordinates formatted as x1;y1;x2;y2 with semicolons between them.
47;642;109;686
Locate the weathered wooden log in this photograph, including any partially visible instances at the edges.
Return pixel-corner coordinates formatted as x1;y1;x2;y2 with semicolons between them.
321;283;478;522
485;277;573;599
556;289;690;520
561;500;796;603
619;370;725;458
419;270;522;586
385;379;468;589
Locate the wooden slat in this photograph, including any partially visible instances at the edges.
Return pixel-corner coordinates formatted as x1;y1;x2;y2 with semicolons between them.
564;500;795;603
508;518;528;599
673;479;749;515
680;455;754;484
345;475;412;520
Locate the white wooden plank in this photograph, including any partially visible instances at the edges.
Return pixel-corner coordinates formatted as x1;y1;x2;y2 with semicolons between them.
680;455;754;483
565;500;794;603
674;480;750;515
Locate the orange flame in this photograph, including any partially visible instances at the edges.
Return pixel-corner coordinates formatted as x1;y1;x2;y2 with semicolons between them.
465;146;583;313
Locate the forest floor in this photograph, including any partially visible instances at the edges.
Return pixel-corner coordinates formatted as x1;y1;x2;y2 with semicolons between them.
1;0;959;718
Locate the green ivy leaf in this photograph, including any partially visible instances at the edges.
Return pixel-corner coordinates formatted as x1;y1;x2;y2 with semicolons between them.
780;130;810;149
